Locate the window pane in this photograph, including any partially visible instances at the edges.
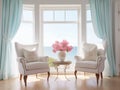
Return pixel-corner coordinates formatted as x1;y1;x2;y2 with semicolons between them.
43;23;78;46
43;10;53;21
22;10;34;21
55;10;64;21
66;10;78;21
13;23;35;43
86;10;92;21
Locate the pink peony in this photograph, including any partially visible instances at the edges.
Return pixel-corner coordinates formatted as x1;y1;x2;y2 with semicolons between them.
52;40;73;53
67;46;73;52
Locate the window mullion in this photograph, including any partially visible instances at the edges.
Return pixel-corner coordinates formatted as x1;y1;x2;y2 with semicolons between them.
64;10;66;21
53;10;55;21
43;21;78;23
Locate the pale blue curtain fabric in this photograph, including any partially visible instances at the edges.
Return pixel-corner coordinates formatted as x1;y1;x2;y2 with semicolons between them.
0;0;22;79
90;0;116;76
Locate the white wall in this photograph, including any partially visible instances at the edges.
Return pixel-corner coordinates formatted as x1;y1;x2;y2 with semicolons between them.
115;0;120;75
0;0;2;25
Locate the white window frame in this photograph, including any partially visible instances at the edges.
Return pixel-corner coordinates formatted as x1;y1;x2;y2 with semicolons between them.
39;5;81;55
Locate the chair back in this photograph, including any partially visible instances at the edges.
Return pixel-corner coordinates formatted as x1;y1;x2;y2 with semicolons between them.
82;43;98;60
15;42;39;57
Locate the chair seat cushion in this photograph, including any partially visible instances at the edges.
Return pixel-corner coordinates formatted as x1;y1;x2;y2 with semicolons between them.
26;62;49;70
76;61;97;69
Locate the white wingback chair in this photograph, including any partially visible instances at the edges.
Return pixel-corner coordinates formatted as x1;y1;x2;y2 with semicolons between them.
15;42;50;86
74;41;107;84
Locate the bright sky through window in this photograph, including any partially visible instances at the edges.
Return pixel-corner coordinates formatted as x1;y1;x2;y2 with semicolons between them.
43;10;78;47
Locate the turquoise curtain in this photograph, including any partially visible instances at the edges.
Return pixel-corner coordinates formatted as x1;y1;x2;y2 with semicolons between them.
90;0;116;76
0;0;22;79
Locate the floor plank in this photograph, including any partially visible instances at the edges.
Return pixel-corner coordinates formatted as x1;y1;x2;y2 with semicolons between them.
0;75;120;90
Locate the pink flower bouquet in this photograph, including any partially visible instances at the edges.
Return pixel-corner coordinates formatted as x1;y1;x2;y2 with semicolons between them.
52;40;73;53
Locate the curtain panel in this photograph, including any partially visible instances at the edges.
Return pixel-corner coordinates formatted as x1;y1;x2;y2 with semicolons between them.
90;0;116;76
0;0;22;79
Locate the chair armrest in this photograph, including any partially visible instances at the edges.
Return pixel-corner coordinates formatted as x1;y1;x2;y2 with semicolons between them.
97;56;106;64
74;56;83;62
17;57;26;63
37;56;49;62
17;57;27;70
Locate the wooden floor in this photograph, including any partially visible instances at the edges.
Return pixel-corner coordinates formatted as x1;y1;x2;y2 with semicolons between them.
0;74;120;90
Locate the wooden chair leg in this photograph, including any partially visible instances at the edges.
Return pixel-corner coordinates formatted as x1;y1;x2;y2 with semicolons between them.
95;73;99;85
47;72;50;81
24;75;28;86
101;72;103;79
20;74;22;80
36;74;38;78
74;70;77;79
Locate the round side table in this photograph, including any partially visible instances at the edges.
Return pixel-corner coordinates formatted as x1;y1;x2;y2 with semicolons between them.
53;61;72;80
